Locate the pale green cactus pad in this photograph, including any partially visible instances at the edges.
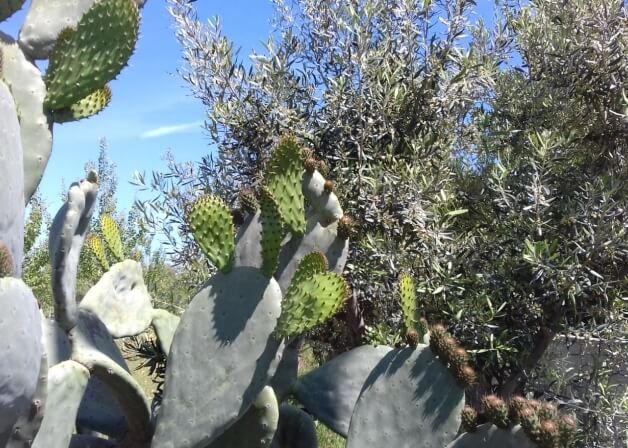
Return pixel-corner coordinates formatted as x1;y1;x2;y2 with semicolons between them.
187;195;235;272
270;339;300;402
44;0;139;110
0;0;24;21
233;211;264;269
294;345;392;437
398;272;416;331
53;85;112;123
7;352;48;447
271;405;318;448
31;360;90;448
259;187;284;277
347;346;465;448
150;309;180;356
0;79;23;277
100;214;124;262
209;386;280;448
276;266;347;338
445;423;537;448
79;260;154;338
0;279;42;444
153;267;284;448
0;32;53;204
18;0;145;59
49;173;98;330
302;170;343;224
264;137;306;236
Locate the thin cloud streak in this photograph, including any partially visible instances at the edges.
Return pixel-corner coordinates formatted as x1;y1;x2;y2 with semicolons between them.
140;121;203;139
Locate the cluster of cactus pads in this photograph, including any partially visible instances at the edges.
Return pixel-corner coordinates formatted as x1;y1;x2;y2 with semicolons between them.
0;1;580;447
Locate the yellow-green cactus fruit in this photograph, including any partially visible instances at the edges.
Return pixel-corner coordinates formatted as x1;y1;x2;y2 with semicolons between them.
44;0;139;110
53;86;112;123
263;137;306;236
187;195;235;272
100;214;124;262
259;187;284;278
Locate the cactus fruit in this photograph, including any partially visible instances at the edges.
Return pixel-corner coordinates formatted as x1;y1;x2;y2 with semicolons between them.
259;187;285;277
483;395;510;428
461;406;478;433
537;402;558;422
0;241;13;277
558;415;577;446
304;156;319;173
336;215;355;240
52;85;112;123
519;406;540;438
264;137;306;235
453;363;477;388
323;179;334;194
509;396;528;423
239;189;259;214
405;329;419;347
445;423;537;448
44;0;140;110
538;420;560;448
187;195;235;272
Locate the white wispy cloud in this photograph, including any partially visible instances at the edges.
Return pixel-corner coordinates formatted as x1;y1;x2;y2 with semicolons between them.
140;121;203;139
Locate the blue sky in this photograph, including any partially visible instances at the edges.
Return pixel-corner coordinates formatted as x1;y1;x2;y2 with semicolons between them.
2;0;274;214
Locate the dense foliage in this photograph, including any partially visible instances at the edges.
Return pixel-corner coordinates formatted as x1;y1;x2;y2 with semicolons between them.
134;1;627;445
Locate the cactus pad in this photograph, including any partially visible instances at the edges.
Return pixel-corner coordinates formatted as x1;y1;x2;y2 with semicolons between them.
259;187;284;277
87;235;109;271
152;267;284;448
302;170;343;224
53;85;112;123
209;386;279;448
276;269;347;338
0;33;53;204
49;173;98;330
79;260;154;338
0;80;24;277
44;0;139;110
31;361;90;448
347;346;465;448
187;195;235;272
272;405;318;448
264;137;306;235
0;279;42;443
150;309;180;356
398;272;417;332
294;344;392;437
100;214;124;261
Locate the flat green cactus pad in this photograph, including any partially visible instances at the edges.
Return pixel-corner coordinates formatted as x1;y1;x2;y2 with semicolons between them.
153;267;284;448
398;273;416;331
0;0;24;21
272;405;318;448
209;386;279;448
270;339;300;402
31;360;90;448
276;267;347;338
264;137;306;236
445;423;537;448
347;346;465;448
260;187;284;277
44;0;139;110
187;195;235;272
0;33;53;204
0;279;42;443
100;214;123;262
79;260;154;338
150;309;180;357
53;85;112;123
87;235;109;271
294;345;393;437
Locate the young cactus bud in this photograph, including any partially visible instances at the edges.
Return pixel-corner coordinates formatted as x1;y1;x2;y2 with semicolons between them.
405;329;419;347
304;157;319;173
317;160;329;176
323;180;334;194
439;335;458;362
450;346;470;368
428;323;447;355
0;241;13;277
337;215;356;241
482;395;510;428
461;406;478;433
538;420;560;448
557;415;577;446
538;402;558;422
519;406;540;440
417;317;429;337
239;189;259;215
508;395;529;423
